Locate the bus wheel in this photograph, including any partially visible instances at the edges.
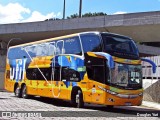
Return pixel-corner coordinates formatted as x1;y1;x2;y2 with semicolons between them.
72;90;84;108
22;85;29;99
14;85;21;98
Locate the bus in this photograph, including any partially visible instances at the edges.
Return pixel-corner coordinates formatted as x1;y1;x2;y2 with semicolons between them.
4;31;156;108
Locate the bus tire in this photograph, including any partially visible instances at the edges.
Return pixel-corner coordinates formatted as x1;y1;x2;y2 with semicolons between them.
71;89;84;108
21;85;29;99
14;85;21;98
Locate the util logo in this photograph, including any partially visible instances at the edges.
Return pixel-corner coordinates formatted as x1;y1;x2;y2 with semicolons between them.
10;59;27;82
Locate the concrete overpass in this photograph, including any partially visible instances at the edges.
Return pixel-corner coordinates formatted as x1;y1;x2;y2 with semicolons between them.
1;11;160;90
0;11;160;46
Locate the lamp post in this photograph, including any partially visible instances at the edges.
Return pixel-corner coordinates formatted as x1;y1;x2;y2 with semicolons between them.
63;0;66;19
79;0;82;18
7;38;22;50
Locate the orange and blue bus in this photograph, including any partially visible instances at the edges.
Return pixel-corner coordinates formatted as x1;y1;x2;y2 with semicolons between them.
4;31;156;108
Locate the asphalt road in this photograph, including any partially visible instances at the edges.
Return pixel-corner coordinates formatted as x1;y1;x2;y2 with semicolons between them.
0;91;159;120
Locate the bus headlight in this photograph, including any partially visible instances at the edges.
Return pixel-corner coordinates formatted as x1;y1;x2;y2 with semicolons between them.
106;90;117;95
98;85;142;99
116;94;139;99
98;86;118;95
116;94;129;98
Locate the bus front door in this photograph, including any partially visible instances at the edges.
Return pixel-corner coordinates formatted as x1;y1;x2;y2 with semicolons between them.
85;53;106;104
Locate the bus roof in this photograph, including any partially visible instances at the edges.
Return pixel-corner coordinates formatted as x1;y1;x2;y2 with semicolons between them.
9;32;79;49
9;31;131;49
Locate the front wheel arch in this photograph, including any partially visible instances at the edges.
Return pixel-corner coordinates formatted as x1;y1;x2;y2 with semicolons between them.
71;87;84;108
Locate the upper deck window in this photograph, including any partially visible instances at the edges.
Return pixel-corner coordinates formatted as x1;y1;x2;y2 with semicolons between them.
101;33;139;59
8;36;82;60
80;33;102;53
64;36;82;55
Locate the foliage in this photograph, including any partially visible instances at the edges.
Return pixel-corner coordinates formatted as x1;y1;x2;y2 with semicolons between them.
67;12;107;19
45;12;107;21
82;12;107;17
67;13;79;19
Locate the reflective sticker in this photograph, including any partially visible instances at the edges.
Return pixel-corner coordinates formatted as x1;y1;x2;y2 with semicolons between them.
77;66;86;72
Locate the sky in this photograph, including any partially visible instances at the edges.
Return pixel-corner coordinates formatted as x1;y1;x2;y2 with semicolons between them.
0;0;160;24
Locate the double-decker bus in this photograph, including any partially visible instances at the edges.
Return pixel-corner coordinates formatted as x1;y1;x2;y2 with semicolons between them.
4;31;156;108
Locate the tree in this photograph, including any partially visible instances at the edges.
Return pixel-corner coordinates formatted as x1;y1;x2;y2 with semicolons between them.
67;13;79;19
67;12;107;19
82;12;107;17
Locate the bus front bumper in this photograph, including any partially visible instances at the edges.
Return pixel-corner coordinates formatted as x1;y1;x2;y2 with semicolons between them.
104;94;143;106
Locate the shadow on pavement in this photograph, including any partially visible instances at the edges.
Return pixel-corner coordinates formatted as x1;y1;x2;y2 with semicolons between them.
0;98;9;99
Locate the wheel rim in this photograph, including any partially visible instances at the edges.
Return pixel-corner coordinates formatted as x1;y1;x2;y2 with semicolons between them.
16;87;19;96
22;86;26;98
76;93;79;104
15;88;18;96
76;90;82;107
15;87;19;96
71;90;84;108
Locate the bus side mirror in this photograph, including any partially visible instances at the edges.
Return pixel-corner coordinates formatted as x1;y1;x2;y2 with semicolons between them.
93;52;114;69
141;58;156;73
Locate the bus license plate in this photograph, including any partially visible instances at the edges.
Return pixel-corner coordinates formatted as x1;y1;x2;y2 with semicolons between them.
125;102;132;106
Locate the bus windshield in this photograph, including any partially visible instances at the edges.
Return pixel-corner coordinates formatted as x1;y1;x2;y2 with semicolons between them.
110;62;142;89
101;33;139;59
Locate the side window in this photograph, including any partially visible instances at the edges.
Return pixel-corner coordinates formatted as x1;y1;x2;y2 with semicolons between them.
64;36;82;55
26;68;60;80
56;40;64;55
25;45;36;58
49;42;56;56
25;43;49;57
35;44;49;56
26;68;50;80
49;40;65;55
80;34;102;53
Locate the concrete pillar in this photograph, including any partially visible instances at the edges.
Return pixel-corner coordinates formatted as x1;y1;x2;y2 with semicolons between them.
0;72;5;90
143;80;160;103
0;55;6;90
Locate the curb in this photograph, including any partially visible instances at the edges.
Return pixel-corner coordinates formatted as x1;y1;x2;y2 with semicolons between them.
0;89;7;92
142;101;160;110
